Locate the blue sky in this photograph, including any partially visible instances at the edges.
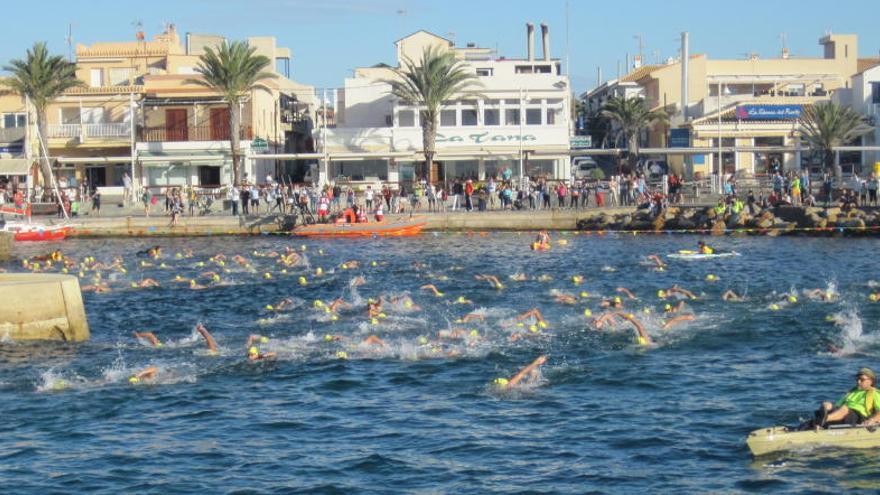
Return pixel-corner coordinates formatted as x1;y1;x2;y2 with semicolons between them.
2;0;878;94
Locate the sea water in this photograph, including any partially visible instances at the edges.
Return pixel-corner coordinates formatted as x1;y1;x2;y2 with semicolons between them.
1;233;879;493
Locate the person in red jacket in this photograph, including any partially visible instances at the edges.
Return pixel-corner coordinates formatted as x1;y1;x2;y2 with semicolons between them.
464;180;475;211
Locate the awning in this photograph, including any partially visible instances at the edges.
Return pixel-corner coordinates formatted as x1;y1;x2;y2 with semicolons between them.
0;158;31;176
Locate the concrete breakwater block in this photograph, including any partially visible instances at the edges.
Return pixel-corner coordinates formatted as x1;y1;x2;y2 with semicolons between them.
0;231;11;261
0;274;90;342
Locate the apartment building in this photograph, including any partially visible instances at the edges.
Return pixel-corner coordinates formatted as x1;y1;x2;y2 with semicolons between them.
583;34;872;176
320;24;572;185
0;24;316;192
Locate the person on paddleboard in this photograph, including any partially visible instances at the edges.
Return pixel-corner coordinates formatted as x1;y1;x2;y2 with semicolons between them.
697;241;714;255
800;367;880;429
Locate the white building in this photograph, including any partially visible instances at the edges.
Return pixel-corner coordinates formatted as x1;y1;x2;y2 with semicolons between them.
318;25;572;185
848;62;880;168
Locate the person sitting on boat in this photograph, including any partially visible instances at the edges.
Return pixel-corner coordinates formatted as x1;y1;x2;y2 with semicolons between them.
356;206;368;223
374;203;384;222
698;241;714;255
802;367;880;429
317;193;330;222
341;206;357;224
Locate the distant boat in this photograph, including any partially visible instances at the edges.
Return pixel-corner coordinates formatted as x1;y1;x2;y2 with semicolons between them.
291;216;426;237
2;222;70;242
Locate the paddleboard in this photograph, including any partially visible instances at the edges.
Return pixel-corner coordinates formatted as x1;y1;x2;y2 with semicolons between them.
668;251;739;260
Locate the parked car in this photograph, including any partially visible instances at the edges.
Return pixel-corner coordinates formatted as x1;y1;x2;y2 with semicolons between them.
572;157;600;179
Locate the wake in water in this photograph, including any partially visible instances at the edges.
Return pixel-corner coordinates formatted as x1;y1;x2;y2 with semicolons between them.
825;306;880;356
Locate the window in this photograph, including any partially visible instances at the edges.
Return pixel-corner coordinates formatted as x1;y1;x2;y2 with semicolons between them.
526;108;542;125
872;83;880;104
89;69;103;87
534;65;552;74
440;109;457;127
109;67;133;86
515;66;533;74
546;108;558;125
461;109;478;126
60;107;80;124
398;110;415;127
476;68;493;77
483;109;500;125
81;107;105;124
2;114;25;128
504;108;520;125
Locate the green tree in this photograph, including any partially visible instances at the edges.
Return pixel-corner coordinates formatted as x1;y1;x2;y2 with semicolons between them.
387;46;480;180
800;101;873;179
1;42;83;190
601;96;667;174
190;40;276;186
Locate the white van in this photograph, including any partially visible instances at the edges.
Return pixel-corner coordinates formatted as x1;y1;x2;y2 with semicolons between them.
572;158;600;179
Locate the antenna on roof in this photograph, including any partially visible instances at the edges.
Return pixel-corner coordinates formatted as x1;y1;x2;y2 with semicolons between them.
132;19;144;41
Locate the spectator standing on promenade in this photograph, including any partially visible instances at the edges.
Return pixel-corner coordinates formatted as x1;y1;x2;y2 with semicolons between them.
868;174;879;206
91;188;101;216
240;184;251;216
822;173;833;207
142;188;152;217
228;184;240;216
122;172;132;205
464;179;474;212
487;177;497;210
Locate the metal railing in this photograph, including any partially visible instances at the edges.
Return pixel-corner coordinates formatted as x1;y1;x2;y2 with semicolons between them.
46;123;131;139
141;125;253;143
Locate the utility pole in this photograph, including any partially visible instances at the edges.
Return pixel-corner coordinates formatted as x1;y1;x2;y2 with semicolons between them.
66;24;73;62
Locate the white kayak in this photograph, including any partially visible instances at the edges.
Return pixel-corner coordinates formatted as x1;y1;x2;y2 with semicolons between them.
667;250;739;260
747;425;880;456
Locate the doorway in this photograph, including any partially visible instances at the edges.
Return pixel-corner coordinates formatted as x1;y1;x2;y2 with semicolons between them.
198;166;221;186
86;166;106;190
210;108;230;141
165;109;188;141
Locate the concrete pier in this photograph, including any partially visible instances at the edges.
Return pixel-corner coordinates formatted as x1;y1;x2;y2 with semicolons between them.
0;274;90;342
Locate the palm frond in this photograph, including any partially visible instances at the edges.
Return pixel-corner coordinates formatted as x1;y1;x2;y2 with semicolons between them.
189;40;277;103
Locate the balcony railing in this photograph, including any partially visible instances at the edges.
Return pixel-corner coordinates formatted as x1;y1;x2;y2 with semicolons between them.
141;125;253;143
0;127;26;143
46;123;131;140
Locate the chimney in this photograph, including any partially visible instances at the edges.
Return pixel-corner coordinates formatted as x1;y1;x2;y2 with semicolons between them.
527;23;535;61
782;47;790;59
541;23;550;61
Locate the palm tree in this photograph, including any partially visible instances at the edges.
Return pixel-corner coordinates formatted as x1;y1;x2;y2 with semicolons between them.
387;46;480;180
800;101;873;179
601;96;667;174
1;42;83;190
190;40;276;186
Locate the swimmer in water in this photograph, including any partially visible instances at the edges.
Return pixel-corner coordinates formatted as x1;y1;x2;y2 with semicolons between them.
247;345;276;361
516;308;547;325
389;295;420;311
509;273;529;281
133;278;160;288
805;288;836;302
721;290;743;301
553;292;578;305
615;312;652;345
600;296;624;309
350;276;367;287
662;285;697;300
646;255;667;270
616;287;637;300
452;295;473;305
362;335;386;346
195;323;218;354
188;279;207;290
475;274;504;290
495;355;547;388
662;314;695;330
420;284;445;297
133;331;163;347
128;366;158;384
81;283;112;293
593;311;623;329
459;312;485;323
340;260;360;269
328;298;352;312
663;301;686;313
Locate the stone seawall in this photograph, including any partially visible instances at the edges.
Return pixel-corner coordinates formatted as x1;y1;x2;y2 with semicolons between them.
0;274;90;342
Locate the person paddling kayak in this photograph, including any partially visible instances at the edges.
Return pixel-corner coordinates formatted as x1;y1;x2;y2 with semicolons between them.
697;241;714;255
800;367;880;430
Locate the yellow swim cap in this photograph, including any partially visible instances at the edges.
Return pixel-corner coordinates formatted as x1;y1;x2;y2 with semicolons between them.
583;308;592;317
494;377;510;387
263;273;272;279
266;304;274;311
404;300;413;308
787;296;798;303
260;336;269;344
248;346;259;356
870;294;879;302
470;330;479;337
315;267;323;275
128;377;140;384
614;297;622;303
664;304;672;311
314;300;324;308
131;282;138;288
417;336;429;345
371;318;379;325
658;290;666;298
155;343;163;348
371;261;377;267
637;335;648;346
529;325;538;333
706;274;717;281
324;334;335;342
770;304;780;311
299;277;307;285
330;315;339;321
336;351;348;359
212;274;220;282
580;291;589;298
538;321;547;328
